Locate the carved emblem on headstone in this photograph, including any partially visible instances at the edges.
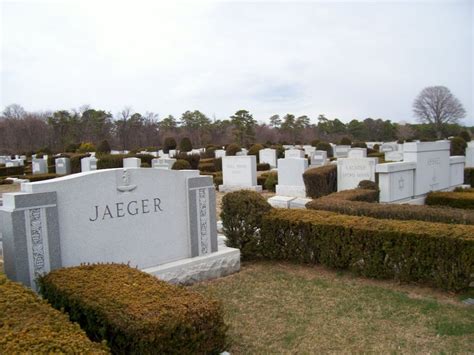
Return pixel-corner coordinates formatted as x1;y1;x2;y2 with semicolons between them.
117;169;137;192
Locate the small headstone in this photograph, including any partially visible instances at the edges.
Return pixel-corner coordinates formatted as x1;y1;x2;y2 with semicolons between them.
284;149;305;159
152;158;176;170
259;148;277;168
55;157;71;175
215;150;226;159
310;150;328;167
32;159;48;175
123;157;141;168
334;145;351;158
81;157;98;172
385;151;404;162
275;158;308;197
219;155;261;192
348;148;367;158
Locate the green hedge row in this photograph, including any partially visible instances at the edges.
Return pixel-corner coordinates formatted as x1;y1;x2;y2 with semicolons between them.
0;274;109;353
302;165;337;199
0;165;24;177
426;191;474;210
259;209;473;291
38;264;227;354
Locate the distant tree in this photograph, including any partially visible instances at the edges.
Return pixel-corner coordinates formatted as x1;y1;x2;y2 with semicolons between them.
413;86;466;138
269;114;281;128
163;137;177;153
2;104;26;119
179;137;193;152
97;139;111;154
158;115;178;130
230;110;256;146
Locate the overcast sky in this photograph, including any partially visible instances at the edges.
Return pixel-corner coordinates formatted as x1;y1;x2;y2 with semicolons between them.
1;0;473;124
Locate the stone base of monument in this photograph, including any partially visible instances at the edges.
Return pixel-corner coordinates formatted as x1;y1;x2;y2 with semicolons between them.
144;245;240;285
289;197;312;209
405;196;426;205
275;185;306;198
268;196;295;208
218;185;262;193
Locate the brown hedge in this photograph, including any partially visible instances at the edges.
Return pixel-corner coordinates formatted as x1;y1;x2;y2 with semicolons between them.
38;264;227;354
23;173;60;182
315;188;379;203
307;196;474;225
302;164;337;198
426;191;474;210
0;274;109;353
0;165;24;177
260;209;474;291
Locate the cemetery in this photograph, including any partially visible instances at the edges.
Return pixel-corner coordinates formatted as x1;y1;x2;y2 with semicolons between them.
1;0;473;351
0;136;473;353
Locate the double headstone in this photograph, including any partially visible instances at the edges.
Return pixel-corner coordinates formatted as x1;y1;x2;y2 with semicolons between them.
337;157;378;191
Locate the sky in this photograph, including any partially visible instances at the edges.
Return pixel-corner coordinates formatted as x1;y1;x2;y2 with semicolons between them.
1;0;473;124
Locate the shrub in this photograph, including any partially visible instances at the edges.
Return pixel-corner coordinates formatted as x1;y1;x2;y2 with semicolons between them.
263;172;278;192
177;152;201;169
303;165;337;198
260;209;474;291
38;264;227;354
316;142;333;158
313;188;379;203
163;137;177;153
179;137;193;152
351;141;367;148
459;130;471;142
214;157;222;172
133;153;155;166
70;153;90;173
311;139;320;147
97;154;125;169
373;144;380;151
248;143;264;161
257;163;270;171
0;178;13;185
340;137;352;145
465;168;474;187
77;142;96;153
0;274;109;353
199;162;216;173
96;140;111;154
65;142;81;153
221;190;272;259
23;173;60;182
225;143;241;156
0;165;25;177
426;191;474;210
450;137;467;156
307;196;474;225
172;159;191;170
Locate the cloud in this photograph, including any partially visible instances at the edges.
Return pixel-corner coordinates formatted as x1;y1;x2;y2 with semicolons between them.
1;0;472;125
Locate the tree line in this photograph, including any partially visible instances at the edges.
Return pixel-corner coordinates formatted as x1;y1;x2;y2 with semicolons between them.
0;102;470;155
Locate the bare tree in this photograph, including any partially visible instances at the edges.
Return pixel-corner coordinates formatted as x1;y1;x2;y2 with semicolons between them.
413;86;466;138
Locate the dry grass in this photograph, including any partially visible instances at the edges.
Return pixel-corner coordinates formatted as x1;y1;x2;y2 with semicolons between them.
192;261;474;354
0;183;21;197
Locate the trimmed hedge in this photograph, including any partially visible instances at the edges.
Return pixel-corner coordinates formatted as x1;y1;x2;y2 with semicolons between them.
38;264;227;354
465;168;474;187
177;152;201;169
314;188;379;203
0;165;24;177
24;173;60;182
0;274;109;353
257;162;270;171
302;164;337;198
221;190;272;258
259;209;474;291
426;191;474;210
307;195;474;225
97;154;125;169
0;178;13;185
71;153;90;173
172;159;192;170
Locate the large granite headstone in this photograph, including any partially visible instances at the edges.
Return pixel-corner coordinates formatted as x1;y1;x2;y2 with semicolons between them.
0;169;240;290
337;157;378;191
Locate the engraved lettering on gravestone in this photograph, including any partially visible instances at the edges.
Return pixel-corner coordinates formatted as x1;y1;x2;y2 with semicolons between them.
89;198;163;222
398;176;404;190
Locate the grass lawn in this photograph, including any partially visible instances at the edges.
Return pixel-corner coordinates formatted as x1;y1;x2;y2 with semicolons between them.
191;261;474;353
